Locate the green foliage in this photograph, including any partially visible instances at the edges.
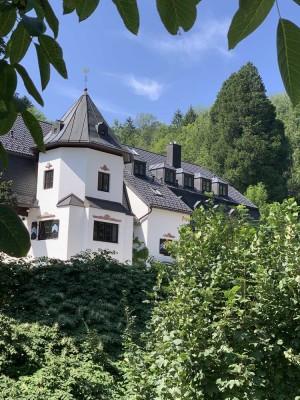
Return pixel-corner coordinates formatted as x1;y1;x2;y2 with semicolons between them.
245;182;268;210
171;109;183;128
114;116;137;146
0;171;16;207
271;93;300;201
132;237;149;264
0;205;30;257
121;200;300;399
277;18;300;107
208;63;289;201
182;105;197;126
228;0;275;50
0;251;157;357
0;314;114;399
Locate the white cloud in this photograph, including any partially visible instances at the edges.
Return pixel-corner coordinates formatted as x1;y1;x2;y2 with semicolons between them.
128;18;231;63
124;75;164;101
106;73;165;101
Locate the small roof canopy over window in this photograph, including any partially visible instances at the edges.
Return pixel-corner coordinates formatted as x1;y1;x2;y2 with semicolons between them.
149;162;176;184
194;172;212;192
176;167;194;188
212;176;228;197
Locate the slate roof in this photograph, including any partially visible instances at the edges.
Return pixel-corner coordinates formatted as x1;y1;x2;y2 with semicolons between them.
85;196;133;215
0;97;258;218
57;194;85;207
43;91;132;162
124;169;193;215
1;154;38;207
124;146;259;216
0;116;51;157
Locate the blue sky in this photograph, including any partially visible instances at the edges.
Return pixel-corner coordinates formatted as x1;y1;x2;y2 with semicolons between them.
19;0;300;124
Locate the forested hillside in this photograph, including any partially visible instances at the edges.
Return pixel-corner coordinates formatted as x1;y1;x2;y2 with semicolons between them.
114;63;300;204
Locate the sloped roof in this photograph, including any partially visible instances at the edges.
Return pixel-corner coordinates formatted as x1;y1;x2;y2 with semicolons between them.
124;169;193;215
124;146;258;213
2;154;38;207
57;193;85;207
85;196;133;215
43;91;132;162
0;116;51;157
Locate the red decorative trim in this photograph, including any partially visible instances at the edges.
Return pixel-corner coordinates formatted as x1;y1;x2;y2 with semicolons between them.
94;214;121;223
100;165;110;171
163;232;175;238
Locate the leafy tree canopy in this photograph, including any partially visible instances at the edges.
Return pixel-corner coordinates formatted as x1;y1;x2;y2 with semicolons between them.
245;181;268;210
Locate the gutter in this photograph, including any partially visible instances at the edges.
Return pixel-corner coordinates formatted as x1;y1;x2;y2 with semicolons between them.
138;206;153;223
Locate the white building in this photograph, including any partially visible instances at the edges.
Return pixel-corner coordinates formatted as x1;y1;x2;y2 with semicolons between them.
0;92;259;263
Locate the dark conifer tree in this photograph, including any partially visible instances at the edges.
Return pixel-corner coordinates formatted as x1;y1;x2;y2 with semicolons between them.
171;109;183;128
182;106;197;126
208;62;289;201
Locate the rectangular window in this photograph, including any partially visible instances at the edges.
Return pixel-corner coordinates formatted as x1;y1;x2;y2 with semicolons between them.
165;169;175;184
98;172;110;192
31;222;37;240
219;184;228;196
44;170;54;189
38;220;59;240
93;221;118;243
184;175;194;188
202;179;212;192
159;238;171;256
134;162;145;176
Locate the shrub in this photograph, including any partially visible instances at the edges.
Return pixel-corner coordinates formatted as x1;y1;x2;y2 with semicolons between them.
121;200;300;399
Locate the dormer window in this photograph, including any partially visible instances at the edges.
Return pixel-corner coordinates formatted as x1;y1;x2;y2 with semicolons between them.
184;174;194;188
165;169;175;184
219;183;228;196
134;161;146;177
96;121;107;136
219;184;228;196
202;178;212;192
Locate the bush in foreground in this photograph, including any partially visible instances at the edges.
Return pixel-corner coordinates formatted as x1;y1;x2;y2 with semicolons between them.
121;200;300;399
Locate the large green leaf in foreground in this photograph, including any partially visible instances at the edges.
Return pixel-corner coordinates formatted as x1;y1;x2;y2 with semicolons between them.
0;205;30;257
228;0;275;50
156;0;199;35
277;19;300;107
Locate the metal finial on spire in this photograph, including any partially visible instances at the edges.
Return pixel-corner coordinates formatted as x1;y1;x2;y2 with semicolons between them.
81;68;90;91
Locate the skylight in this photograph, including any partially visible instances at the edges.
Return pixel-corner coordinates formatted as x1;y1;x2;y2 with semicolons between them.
126;147;139;156
151;188;163;197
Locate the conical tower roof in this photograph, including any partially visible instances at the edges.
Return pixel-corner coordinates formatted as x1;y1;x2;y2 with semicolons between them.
43;91;132;163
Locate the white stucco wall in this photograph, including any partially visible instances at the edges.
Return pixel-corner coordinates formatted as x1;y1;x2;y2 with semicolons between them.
27;205;133;263
37;147;124;206
135;208;190;262
125;186;149;220
28;206;70;259
37;149;62;207
29;147;132;262
85;207;133;263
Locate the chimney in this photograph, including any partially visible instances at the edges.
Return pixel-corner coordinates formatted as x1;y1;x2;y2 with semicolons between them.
167;142;181;168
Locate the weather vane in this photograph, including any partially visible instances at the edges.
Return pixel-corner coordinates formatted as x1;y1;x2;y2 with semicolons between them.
81;68;90;91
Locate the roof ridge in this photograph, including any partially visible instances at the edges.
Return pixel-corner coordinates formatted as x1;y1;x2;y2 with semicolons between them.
125;144;216;175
